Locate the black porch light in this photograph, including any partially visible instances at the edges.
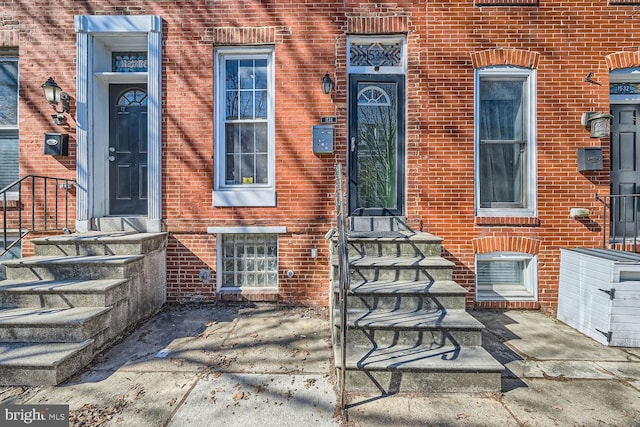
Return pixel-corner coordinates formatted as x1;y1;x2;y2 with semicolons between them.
41;77;70;125
322;72;334;95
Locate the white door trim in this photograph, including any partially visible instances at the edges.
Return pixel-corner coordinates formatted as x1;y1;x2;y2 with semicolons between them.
75;15;163;232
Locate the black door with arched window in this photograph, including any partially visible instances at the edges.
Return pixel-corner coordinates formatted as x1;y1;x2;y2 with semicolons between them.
348;74;405;216
109;84;148;215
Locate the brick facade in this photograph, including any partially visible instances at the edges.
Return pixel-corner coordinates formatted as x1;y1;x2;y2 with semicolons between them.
4;1;640;311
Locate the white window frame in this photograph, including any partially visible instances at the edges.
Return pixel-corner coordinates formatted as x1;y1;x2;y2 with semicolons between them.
474;66;537;217
213;47;276;207
475;252;538;302
0;55;19;201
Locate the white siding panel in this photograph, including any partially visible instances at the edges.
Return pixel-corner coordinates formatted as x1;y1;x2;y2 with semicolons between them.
559;249;640;347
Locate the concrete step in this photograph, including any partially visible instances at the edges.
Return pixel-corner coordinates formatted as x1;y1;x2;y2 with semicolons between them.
336;309;484;346
31;232;167;256
335;343;503;393
0;306;111;343
336;280;467;310
0;340;95;386
0;278;130;308
334;256;455;282
94;217;147;232
349;216;409;233
2;255;145;281
347;232;443;258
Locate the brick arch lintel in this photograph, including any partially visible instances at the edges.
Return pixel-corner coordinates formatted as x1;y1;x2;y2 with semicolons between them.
346;14;410;34
472;236;541;255
605;51;640;71
470;48;540;69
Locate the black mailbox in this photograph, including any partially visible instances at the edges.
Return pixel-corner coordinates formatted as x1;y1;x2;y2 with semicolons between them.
577;147;603;171
44;133;69;156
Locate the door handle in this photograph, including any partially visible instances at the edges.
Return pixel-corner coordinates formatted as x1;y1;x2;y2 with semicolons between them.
108;156;115;162
109;147;116;152
351;137;356;152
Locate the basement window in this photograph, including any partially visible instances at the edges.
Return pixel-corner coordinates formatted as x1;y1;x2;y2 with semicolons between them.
476;252;537;301
219;233;278;290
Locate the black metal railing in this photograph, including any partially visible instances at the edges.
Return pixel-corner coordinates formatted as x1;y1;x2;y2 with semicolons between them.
334;163;350;411
1;175;75;258
596;193;640;252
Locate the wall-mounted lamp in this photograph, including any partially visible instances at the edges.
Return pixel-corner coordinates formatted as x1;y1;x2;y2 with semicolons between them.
582;112;613;139
322;72;334;95
41;77;70;125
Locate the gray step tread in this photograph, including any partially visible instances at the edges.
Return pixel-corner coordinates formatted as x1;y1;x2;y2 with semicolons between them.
349;255;455;268
346;231;443;243
1;254;144;267
0;340;93;367
30;232;166;245
345;279;467;295
0;278;128;294
0;307;111;326
340;309;484;330
336;343;503;372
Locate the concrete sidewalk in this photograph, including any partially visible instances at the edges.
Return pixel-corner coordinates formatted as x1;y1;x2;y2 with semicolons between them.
1;304;640;426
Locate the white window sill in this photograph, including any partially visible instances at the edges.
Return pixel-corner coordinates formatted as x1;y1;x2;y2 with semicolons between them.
213;189;276;207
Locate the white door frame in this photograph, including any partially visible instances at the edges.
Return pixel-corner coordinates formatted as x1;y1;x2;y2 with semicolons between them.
75;15;163;232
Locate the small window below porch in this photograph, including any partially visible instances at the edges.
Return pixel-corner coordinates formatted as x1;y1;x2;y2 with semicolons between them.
476;252;537;302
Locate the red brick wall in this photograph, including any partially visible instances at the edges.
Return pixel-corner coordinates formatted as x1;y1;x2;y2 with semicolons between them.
5;1;640;310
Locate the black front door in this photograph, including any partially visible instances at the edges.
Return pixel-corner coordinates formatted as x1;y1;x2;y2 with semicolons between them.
109;84;148;215
610;104;640;237
348;74;405;216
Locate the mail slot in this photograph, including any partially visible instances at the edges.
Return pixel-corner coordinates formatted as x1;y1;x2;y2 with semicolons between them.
577;147;603;171
44;133;69;156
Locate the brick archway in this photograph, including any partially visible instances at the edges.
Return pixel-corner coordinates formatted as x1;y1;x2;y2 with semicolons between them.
470;48;540;69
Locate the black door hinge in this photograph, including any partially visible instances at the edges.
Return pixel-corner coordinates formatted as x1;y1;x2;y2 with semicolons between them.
598;288;615;300
595;328;613;343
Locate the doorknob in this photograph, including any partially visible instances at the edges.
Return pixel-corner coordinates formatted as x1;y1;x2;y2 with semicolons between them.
109;147;116;152
108;156;115;162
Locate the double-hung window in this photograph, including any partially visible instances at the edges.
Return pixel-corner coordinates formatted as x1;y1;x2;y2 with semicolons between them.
475;67;536;217
214;47;275;207
0;54;18;199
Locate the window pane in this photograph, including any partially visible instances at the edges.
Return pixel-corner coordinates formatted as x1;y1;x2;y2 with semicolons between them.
225;90;238;120
239;59;254;90
254;59;267;89
239;91;253;119
255;123;268;152
225;60;238;90
240;124;255;153
479;80;524;141
0;61;18;127
480;142;523;207
255;154;268;184
0;133;18;189
255;90;267;119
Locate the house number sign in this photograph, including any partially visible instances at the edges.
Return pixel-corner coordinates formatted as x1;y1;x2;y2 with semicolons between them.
112;52;148;72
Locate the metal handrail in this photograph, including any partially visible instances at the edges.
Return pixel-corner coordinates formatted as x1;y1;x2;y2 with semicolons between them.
596;193;640;252
1;175;75;258
334;163;350;410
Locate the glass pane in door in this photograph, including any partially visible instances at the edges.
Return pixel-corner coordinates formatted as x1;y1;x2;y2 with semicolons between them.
355;82;398;210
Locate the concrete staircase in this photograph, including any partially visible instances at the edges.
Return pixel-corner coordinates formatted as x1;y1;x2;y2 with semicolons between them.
332;222;503;394
0;231;167;385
